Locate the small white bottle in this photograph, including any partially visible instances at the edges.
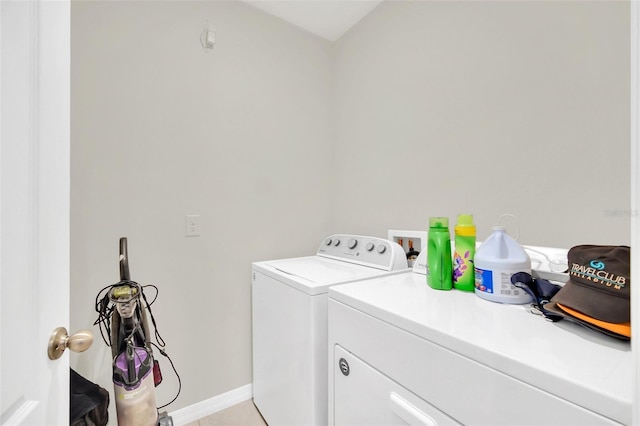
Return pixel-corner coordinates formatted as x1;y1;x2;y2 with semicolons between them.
474;226;532;304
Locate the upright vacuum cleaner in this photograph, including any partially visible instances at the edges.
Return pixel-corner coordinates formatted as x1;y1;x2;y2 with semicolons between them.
95;238;179;426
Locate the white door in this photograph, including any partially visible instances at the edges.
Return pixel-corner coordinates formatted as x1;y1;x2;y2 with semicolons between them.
1;1;71;425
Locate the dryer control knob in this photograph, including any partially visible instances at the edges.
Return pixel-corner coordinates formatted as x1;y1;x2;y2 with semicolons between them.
348;238;357;249
333;239;341;247
325;238;332;246
366;242;375;252
377;244;387;254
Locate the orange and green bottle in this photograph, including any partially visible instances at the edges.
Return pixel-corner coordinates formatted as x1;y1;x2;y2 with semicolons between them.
453;214;476;292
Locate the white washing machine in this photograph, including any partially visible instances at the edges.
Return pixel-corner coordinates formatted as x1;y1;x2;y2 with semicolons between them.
328;249;632;425
252;234;409;426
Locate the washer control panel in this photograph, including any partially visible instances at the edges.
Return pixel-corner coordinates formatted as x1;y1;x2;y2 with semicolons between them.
317;234;408;271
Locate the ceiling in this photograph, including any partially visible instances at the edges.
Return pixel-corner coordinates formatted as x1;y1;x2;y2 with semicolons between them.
243;0;384;42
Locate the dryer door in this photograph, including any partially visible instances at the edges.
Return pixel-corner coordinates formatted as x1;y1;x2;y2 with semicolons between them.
333;345;460;426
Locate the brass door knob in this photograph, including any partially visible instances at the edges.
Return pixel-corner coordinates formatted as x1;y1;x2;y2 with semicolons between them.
47;327;93;360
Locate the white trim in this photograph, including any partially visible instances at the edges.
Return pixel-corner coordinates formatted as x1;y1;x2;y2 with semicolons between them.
169;384;253;426
632;0;640;423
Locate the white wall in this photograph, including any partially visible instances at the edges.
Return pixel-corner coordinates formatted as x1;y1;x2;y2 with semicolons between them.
70;0;333;415
332;0;630;247
70;0;631;420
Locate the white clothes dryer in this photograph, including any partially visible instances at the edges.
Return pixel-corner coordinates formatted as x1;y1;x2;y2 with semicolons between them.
252;234;409;426
328;249;632;425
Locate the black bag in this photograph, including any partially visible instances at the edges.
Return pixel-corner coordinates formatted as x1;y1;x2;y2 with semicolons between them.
510;272;564;321
70;368;109;426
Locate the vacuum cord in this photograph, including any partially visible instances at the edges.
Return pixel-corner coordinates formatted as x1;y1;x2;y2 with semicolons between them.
151;341;182;409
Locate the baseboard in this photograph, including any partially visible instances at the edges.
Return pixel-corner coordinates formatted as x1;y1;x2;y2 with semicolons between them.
169;383;253;426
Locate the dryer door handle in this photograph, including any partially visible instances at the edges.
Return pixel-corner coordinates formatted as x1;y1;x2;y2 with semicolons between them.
389;392;437;426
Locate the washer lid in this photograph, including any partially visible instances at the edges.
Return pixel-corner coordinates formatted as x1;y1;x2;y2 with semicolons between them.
260;256;402;295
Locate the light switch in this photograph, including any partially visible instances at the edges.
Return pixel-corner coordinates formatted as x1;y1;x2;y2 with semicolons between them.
185;214;200;237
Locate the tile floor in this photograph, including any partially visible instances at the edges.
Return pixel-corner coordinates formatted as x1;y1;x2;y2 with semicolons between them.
185;400;267;426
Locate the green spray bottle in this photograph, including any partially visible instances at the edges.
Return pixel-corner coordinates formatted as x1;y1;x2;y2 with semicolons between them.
453;214;476;292
427;217;453;290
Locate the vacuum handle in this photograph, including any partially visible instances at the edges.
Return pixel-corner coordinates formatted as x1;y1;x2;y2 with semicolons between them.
119;237;131;281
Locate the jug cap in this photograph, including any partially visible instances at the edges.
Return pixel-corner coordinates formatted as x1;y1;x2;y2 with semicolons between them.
429;217;449;228
457;214;474;226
